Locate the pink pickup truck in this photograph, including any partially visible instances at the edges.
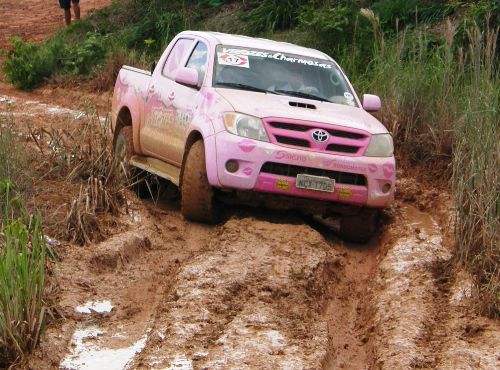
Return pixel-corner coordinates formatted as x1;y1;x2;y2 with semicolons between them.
112;31;395;242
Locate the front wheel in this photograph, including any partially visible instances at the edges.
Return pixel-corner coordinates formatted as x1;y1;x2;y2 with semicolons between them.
338;208;378;243
181;140;218;223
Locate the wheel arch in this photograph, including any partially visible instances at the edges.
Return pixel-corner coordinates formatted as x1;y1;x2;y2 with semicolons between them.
113;106;133;150
180;130;203;190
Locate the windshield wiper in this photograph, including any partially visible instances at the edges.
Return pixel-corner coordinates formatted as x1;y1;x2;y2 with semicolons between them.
275;89;329;102
216;82;280;95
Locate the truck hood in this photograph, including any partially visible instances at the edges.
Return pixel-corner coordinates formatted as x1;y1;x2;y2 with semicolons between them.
216;88;388;134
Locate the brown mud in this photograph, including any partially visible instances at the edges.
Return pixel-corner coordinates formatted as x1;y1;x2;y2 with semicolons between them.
1;93;498;370
0;2;499;368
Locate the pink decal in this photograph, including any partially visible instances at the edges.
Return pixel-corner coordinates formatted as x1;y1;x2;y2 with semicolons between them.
368;164;377;173
238;140;256;153
275;151;307;162
243;167;253;176
382;163;395;178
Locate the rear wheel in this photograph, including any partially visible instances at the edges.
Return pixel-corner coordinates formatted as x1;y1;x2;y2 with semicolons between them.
338;208;378;243
181;140;218;223
114;126;151;198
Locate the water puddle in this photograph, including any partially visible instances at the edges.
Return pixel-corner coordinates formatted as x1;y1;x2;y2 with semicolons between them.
60;326;148;370
75;300;114;314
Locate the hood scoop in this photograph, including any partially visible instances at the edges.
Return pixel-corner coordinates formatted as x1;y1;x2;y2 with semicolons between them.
289;101;316;110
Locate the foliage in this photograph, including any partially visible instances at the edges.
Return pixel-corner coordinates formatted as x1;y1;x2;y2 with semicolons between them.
0;128;48;365
452;22;499;317
66;32;109;74
2;37;62;90
243;0;303;34
0;188;47;365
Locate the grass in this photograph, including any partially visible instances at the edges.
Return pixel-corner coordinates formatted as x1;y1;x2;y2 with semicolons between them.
28;104;126;244
452;22;499;316
350;11;499;315
0;122;48;366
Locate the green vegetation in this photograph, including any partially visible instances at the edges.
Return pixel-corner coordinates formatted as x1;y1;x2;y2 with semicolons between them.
0;123;48;366
1;0;498;315
452;23;499;317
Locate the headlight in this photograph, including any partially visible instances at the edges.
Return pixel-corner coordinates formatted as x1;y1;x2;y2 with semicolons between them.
364;134;394;157
223;112;269;142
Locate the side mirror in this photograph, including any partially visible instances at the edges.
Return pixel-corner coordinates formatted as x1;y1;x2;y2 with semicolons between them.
150;61;157;75
175;67;199;89
362;94;381;112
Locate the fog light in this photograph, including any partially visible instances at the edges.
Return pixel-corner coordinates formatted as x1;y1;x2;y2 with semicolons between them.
382;183;391;193
225;160;239;173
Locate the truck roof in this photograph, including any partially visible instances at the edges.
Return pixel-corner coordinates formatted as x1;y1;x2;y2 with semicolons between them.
178;31;332;61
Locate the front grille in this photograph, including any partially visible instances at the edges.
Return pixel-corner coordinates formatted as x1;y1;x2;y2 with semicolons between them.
326;129;366;140
326;144;360;153
264;119;370;157
267;121;367;140
275;135;310;148
261;162;367;186
269;121;310;131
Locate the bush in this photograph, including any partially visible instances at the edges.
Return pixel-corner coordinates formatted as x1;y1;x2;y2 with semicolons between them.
2;37;62;90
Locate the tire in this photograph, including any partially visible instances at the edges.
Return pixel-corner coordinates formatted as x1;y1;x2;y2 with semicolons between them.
181;140;218;223
113;126;150;198
338;208;378;243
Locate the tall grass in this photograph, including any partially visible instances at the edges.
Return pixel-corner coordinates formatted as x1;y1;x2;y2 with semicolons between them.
452;22;499;317
350;11;461;164
0;182;47;366
352;11;499;315
0;121;48;365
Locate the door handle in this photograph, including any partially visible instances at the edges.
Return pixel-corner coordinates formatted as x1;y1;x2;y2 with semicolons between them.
168;92;175;101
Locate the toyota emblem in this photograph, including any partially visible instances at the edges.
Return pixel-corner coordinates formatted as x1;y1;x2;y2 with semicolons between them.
311;129;329;143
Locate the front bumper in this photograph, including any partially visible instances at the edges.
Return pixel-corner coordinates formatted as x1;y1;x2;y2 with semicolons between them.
214;131;395;208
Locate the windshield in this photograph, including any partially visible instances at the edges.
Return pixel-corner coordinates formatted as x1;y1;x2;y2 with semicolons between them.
213;45;358;107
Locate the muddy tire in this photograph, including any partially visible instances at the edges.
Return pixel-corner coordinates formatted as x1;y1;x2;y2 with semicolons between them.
338;208;378;243
114;126;150;198
181;140;218;223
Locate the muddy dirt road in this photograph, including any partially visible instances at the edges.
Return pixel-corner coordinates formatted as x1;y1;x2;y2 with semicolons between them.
0;0;111;51
1;94;498;369
0;1;499;368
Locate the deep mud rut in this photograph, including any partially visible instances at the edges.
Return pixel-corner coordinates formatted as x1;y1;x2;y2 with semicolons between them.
1;94;498;370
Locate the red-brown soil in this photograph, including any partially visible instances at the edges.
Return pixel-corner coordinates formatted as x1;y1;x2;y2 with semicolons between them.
0;0;111;50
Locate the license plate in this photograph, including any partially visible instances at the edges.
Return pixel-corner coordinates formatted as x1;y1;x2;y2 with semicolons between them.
296;174;335;192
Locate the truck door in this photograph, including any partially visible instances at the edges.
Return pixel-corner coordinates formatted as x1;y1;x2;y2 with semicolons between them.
141;37;196;165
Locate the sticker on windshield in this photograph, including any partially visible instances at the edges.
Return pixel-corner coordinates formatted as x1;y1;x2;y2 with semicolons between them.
344;92;354;100
217;52;250;68
221;47;333;69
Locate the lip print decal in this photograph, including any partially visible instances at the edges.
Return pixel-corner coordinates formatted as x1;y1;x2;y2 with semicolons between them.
368;164;378;173
382;163;395;178
243;167;253;176
238;140;256;153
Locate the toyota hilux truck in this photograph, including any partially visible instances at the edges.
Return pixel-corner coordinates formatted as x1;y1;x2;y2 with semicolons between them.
111;31;395;242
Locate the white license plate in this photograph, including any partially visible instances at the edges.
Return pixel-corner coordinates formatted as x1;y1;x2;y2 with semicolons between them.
296;174;335;192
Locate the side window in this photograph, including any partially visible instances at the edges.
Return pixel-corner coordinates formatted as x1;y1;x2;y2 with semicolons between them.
185;42;208;86
162;38;194;79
